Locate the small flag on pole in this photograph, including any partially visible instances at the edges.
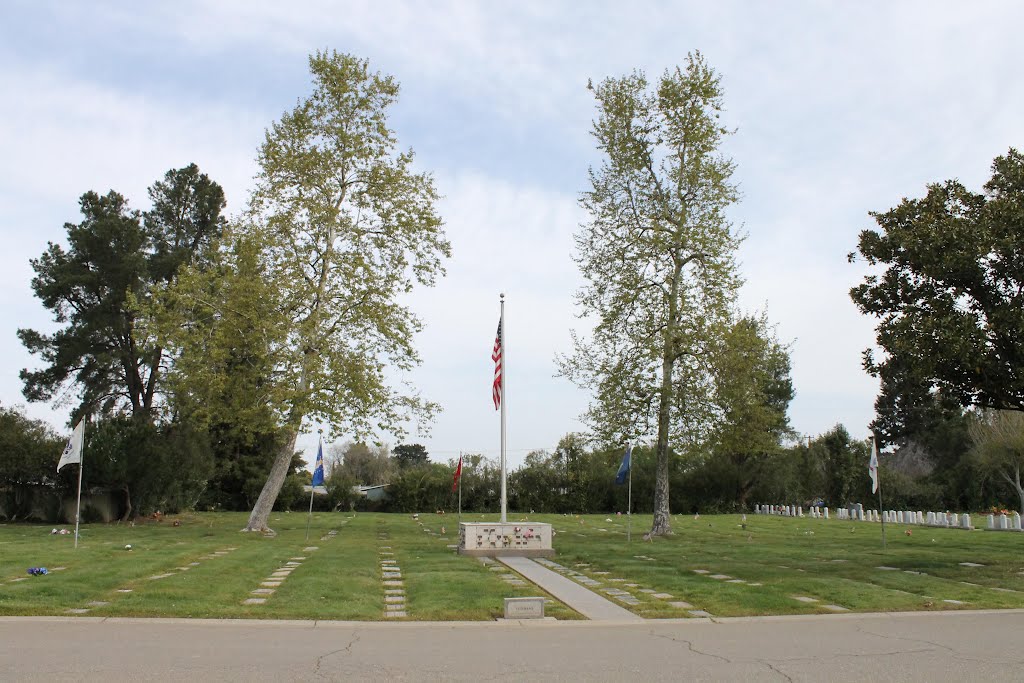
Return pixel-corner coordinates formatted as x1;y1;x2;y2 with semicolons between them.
311;441;325;487
615;445;632;485
491;319;503;409
452;454;463;492
869;437;879;494
57;420;85;473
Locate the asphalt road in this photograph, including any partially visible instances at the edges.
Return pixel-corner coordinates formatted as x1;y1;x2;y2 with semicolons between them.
2;610;1022;682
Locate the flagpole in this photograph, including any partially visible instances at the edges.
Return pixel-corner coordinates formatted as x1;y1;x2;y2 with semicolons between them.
458;451;463;524
73;419;85;549
305;431;322;542
627;446;632;543
499;293;507;524
872;433;886;552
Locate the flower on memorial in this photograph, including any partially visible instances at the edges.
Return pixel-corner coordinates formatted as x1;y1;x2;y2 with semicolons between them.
905;530;912;536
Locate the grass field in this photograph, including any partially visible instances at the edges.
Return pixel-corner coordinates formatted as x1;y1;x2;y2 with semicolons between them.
1;511;1022;620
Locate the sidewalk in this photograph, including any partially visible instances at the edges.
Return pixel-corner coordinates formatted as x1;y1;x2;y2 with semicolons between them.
498;555;644;621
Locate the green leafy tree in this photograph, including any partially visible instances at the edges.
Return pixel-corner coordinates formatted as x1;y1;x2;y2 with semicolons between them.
0;404;65;520
708;314;794;508
969;409;1024;514
812;425;869;507
330;441;395;485
850;149;1024;433
85;414;213;519
392;443;429;469
559;53;742;535
19;166;226;421
152;234;286;510
221;51;449;532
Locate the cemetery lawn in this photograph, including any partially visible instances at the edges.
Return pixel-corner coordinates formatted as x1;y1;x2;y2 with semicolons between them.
0;512;578;621
543;512;1024;618
1;512;1022;620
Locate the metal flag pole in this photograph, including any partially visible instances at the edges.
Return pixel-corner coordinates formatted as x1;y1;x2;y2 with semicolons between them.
73;419;86;549
458;451;463;524
872;434;886;552
627;448;632;543
499;293;507;524
305;431;322;542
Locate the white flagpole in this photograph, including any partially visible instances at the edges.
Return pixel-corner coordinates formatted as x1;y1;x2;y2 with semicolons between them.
627;447;632;543
458;451;463;524
306;432;322;542
74;419;85;549
872;433;886;552
499;293;507;524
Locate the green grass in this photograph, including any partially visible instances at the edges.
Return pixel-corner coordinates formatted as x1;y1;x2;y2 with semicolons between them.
0;512;578;621
2;511;1022;620
537;511;1024;617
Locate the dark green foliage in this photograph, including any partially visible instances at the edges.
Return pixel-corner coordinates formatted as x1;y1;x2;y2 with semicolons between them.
0;404;65;520
851;149;1024;438
19;165;226;421
392;443;429;469
84;414;213;518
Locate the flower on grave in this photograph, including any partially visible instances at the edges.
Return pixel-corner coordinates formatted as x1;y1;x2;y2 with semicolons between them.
905;530;912;536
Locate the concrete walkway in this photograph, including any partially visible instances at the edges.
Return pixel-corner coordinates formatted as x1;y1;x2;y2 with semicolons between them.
498;555;644;622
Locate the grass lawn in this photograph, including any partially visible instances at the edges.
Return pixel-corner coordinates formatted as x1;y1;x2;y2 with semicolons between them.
1;511;1022;620
537;511;1024;618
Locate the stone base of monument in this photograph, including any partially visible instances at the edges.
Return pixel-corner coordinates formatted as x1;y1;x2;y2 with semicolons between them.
502;597;546;619
458;522;555;557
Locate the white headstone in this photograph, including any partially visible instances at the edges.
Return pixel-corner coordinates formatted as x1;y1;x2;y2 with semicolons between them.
916;511;924;524
1013;512;1021;531
988;514;995;529
823;507;829;519
962;513;972;529
999;514;1008;530
797;506;803;517
951;513;959;527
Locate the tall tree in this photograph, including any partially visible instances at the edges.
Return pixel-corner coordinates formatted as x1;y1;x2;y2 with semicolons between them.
229;51;449;532
559;53;742;535
969;409;1024;514
851;149;1024;430
709;314;794;508
19;166;226;421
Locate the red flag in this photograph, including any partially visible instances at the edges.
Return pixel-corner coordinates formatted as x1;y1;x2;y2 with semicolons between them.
452;454;463;492
492;319;503;409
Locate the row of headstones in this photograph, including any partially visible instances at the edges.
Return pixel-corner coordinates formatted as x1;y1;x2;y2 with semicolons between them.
988;511;1023;531
756;503;979;530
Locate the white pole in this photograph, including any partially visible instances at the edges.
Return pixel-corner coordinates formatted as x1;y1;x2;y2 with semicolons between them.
458;451;463;524
306;432;322;542
499;293;507;524
74;419;85;549
627;447;632;543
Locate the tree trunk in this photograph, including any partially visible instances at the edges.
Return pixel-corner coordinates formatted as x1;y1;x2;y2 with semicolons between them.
120;486;132;522
650;258;684;537
242;425;301;533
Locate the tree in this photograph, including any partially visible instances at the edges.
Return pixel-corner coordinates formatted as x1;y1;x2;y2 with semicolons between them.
227;51;449;532
0;404;65;520
850;149;1024;432
708;315;794;508
559;53;742;535
392;443;429;469
330;441;395;485
19;166;226;421
969;409;1024;514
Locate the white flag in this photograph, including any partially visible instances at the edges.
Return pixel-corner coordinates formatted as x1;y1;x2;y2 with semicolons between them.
868;437;879;494
57;420;85;473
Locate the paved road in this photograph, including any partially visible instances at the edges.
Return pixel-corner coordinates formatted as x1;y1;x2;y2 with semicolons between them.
2;610;1022;681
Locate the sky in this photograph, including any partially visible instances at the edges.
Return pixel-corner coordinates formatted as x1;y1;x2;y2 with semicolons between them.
2;1;1022;470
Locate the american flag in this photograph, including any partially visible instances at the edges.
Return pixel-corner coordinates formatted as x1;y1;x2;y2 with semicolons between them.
492;319;503;410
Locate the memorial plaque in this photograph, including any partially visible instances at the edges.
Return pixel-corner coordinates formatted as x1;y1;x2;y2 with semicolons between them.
504;597;545;619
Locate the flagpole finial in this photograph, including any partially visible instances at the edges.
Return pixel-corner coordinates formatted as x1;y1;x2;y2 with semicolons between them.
500;292;505;299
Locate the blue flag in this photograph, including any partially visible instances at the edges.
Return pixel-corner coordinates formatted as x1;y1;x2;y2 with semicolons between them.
615;445;632;485
311;442;325;487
